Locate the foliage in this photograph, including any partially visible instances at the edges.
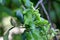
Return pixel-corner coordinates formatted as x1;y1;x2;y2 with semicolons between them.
22;6;56;40
31;0;60;29
0;0;57;40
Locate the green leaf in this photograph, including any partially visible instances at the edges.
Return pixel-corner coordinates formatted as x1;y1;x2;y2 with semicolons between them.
25;31;34;40
23;0;31;8
13;34;23;40
31;29;42;40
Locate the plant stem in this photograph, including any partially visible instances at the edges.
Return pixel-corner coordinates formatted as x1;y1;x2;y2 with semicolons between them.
35;0;43;9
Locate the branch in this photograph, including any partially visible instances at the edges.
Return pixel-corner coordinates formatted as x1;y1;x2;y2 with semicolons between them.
35;0;43;9
40;2;51;23
35;0;53;28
